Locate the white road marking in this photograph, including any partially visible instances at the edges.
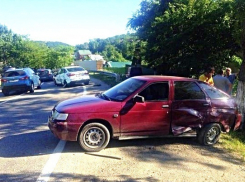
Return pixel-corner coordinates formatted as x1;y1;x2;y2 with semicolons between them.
36;86;87;182
36;140;66;182
0;93;25;104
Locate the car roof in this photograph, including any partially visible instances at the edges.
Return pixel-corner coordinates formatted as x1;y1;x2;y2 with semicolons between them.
133;75;196;82
63;66;82;69
5;67;35;72
6;68;23;72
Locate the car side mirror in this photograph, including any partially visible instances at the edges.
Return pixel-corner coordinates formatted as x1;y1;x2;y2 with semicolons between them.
133;95;145;103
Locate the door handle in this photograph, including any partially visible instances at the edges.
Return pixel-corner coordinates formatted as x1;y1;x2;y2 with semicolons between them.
162;105;169;108
203;103;210;106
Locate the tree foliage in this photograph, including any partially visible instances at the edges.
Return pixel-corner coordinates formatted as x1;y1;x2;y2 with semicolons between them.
75;34;144;63
128;0;239;77
0;24;74;70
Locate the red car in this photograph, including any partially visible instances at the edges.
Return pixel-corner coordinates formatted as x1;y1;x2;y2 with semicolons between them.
48;76;241;152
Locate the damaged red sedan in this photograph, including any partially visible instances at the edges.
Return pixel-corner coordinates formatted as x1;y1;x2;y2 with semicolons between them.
48;76;241;152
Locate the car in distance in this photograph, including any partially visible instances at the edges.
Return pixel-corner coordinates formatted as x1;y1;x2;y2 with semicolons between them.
1;68;41;96
37;68;54;82
48;76;241;152
54;66;90;87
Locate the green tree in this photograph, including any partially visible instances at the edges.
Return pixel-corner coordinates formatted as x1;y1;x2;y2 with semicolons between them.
128;0;238;76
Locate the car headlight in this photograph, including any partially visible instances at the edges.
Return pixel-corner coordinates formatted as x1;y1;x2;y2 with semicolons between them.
52;110;68;121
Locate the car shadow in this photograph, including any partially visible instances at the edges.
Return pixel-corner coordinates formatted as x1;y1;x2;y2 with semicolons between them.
0;131;243;169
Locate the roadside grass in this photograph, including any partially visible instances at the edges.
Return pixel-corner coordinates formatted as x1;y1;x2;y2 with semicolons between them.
220;131;245;161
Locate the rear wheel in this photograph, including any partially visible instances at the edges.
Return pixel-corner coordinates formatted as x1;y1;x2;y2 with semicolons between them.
37;80;41;89
2;89;9;96
29;83;34;93
84;80;89;85
78;123;110;152
197;123;221;145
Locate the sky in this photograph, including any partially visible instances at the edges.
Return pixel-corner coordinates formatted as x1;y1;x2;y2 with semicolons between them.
0;0;142;46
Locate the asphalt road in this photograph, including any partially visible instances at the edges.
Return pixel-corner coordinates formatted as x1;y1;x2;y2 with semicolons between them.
0;78;110;182
0;78;244;182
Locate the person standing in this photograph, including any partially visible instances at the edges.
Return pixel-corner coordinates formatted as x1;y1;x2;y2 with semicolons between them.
225;67;236;95
199;67;214;86
213;70;232;94
225;67;236;84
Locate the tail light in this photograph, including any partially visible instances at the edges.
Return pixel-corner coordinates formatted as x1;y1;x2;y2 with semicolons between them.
19;76;29;80
67;73;75;77
1;79;7;82
84;71;89;75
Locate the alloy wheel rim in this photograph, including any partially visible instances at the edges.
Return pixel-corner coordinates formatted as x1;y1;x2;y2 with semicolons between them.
207;127;218;141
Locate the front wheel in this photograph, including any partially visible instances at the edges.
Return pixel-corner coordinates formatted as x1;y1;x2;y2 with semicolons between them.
78;123;110;152
197;123;221;145
63;80;69;88
29;83;34;93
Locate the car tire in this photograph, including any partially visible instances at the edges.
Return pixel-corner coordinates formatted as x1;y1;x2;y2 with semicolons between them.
197;123;221;145
63;80;69;88
78;123;110;152
2;89;9;96
29;82;34;93
37;80;41;89
84;81;89;85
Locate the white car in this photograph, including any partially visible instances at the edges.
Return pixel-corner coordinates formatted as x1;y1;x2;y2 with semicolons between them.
54;66;90;87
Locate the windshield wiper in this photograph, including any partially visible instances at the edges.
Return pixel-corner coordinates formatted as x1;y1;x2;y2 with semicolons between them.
102;93;111;101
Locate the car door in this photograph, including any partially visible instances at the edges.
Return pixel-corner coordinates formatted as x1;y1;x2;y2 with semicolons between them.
60;68;67;83
26;68;38;87
120;82;171;136
55;69;63;84
30;69;39;86
171;81;210;135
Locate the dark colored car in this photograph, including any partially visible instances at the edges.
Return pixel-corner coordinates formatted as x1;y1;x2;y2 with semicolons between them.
37;69;54;82
1;68;41;96
48;76;241;152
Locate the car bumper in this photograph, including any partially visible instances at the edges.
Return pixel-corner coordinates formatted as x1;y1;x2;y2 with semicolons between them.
40;76;53;81
69;79;90;85
2;84;30;92
48;116;77;141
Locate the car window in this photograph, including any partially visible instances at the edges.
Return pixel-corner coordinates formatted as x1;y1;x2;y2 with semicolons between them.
67;67;85;72
174;81;206;100
103;78;146;101
198;81;230;99
38;70;49;75
60;69;65;74
139;82;169;101
4;70;26;77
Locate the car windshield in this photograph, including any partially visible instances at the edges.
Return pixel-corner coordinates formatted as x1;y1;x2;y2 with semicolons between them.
4;70;26;77
67;67;85;72
198;81;230;99
102;78;146;101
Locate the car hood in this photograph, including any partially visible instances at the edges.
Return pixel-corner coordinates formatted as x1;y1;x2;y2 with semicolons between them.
55;95;122;113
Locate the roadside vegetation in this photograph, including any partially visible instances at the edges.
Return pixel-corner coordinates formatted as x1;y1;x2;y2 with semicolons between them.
220;131;245;161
